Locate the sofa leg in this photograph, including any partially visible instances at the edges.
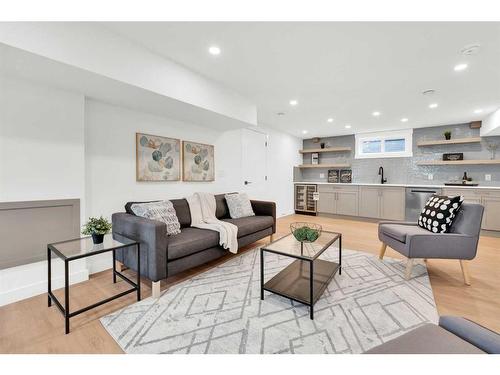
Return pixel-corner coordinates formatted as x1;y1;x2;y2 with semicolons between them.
152;281;161;298
460;260;471;286
379;243;387;260
405;259;414;280
270;234;275;243
115;261;123;272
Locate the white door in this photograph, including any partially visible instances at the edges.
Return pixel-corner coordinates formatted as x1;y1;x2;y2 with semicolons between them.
241;128;268;199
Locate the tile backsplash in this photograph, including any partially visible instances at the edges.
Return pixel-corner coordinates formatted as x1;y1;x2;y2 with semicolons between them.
296;123;500;186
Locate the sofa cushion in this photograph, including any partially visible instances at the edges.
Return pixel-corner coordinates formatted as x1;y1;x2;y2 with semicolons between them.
167;227;220;260
223;216;274;237
225;192;255;219
364;323;485;354
379;223;429;243
130;201;181;235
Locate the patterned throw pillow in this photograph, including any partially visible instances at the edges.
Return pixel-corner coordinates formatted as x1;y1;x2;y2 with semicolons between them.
417;194;464;233
130;200;181;235
225;193;255;219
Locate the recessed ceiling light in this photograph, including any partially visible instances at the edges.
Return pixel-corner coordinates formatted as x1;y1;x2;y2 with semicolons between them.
401;118;409;123
302;130;308;134
208;45;221;55
372;111;381;117
327;118;334;123
289;100;298;106
345;124;351;129
429;103;439;109
474;109;483;114
454;63;468;72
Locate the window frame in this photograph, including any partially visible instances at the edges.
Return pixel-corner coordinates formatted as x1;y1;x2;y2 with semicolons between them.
355;129;413;159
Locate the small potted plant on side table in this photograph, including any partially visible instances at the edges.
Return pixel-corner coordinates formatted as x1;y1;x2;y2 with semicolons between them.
82;216;112;244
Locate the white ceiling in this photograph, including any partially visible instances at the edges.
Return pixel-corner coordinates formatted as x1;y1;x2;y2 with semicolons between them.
102;22;500;138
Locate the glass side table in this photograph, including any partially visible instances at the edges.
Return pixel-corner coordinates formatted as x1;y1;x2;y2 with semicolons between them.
47;234;140;334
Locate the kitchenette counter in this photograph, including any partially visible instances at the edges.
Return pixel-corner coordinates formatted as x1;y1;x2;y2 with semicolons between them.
293;181;500;190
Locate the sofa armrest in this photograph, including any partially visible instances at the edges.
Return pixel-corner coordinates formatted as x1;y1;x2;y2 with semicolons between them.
112;212;168;282
406;233;477;260
439;316;500;354
251;200;276;233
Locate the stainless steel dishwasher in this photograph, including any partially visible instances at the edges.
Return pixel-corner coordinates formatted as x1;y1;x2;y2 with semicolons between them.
405;187;442;221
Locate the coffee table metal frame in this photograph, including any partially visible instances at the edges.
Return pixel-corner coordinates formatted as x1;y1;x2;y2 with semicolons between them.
47;235;140;334
260;231;341;319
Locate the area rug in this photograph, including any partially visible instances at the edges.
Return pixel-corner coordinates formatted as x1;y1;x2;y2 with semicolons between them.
100;246;438;354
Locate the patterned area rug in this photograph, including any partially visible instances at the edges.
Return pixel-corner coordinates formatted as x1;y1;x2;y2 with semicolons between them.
101;246;438;354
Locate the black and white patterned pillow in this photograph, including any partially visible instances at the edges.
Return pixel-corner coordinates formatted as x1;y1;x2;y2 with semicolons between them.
130;200;181;235
417;194;464;233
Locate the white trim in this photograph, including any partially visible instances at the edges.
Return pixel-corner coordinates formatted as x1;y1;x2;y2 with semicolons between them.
355;129;413;159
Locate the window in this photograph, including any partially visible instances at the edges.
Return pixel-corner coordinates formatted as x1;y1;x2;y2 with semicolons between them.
355;129;413;159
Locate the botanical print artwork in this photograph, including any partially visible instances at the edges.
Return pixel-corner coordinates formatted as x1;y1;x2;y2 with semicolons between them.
182;141;215;181
136;133;180;181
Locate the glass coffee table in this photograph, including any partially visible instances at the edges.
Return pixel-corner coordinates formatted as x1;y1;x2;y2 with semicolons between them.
260;231;341;319
47;234;140;334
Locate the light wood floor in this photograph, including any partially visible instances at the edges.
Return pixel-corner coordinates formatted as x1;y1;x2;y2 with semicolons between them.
1;214;499;353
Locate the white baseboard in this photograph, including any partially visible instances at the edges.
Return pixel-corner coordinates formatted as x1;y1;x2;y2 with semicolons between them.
0;258;89;307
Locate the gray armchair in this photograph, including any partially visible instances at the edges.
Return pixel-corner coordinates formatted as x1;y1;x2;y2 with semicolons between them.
378;203;484;285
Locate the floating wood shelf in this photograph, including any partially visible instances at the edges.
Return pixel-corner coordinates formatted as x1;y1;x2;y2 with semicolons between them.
297;164;350;169
299;147;351;154
417;137;481;147
417;160;500;166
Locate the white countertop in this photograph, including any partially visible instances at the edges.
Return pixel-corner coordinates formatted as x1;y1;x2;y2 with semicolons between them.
293;181;500;190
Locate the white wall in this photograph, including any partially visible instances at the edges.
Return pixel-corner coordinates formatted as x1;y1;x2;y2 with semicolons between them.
0;76;88;306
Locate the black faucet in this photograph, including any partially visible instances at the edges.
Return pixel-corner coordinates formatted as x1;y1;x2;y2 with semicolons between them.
378;166;387;184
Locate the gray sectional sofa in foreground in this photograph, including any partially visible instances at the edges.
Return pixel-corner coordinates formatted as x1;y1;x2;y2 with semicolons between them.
112;194;276;297
365;316;500;354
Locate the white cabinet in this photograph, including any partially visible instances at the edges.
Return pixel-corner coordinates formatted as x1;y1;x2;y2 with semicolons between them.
358;186;405;220
317;185;359;216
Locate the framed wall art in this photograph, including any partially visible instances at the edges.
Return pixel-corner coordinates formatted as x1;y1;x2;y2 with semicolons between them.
136;133;180;181
182;141;215;182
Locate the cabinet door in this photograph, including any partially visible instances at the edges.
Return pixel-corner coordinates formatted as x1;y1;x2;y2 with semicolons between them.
442;188;481;205
336;190;359;216
359;187;380;218
481;195;500;231
317;192;336;214
380;187;405;220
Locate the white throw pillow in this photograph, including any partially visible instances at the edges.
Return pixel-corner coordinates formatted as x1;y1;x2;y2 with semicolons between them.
130;200;181;235
225;193;255;219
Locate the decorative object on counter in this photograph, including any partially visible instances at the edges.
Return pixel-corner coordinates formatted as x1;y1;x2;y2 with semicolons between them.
82;216;112;244
444;182;479;186
328;169;340;183
320;142;325;149
290;222;322;246
340;169;352;183
182;141;215;181
486;142;498;160
443;153;464;161
444;130;452;140
136;133;181;181
417;194;464;234
311;152;319;165
462;171;473;183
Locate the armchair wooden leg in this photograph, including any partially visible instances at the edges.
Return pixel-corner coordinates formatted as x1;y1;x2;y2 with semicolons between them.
405;259;414;280
379;243;387;260
460;260;471;286
152;281;161;298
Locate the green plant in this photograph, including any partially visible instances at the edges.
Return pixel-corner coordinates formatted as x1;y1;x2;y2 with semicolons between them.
444;130;452;139
293;226;320;242
82;216;112;235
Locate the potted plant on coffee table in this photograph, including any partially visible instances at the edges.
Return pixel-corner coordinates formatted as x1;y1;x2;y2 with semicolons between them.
82;216;112;244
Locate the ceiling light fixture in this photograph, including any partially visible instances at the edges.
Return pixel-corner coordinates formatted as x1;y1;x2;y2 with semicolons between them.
454;63;468;72
422;89;436;96
345;124;351;129
327;118;334;123
302;130;308;134
429;103;439;109
474;109;483;114
372;111;381;117
289;99;298;106
461;44;480;56
208;45;221;55
401;118;409;123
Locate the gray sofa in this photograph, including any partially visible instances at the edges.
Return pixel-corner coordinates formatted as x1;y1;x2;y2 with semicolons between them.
112;194;276;297
365;316;500;354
